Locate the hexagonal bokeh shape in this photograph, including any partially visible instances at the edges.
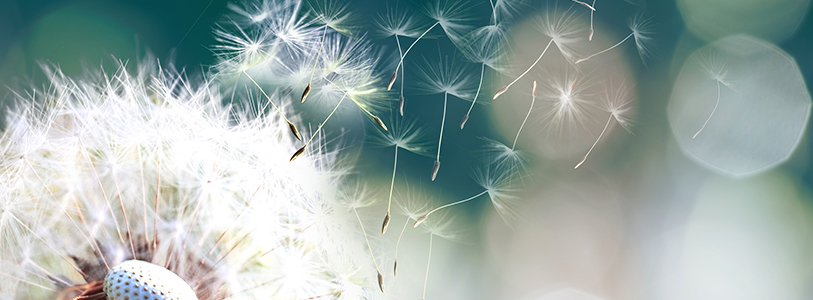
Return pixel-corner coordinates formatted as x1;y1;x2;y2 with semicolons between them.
668;34;811;176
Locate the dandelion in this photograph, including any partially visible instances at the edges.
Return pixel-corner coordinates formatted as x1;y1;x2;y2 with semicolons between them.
387;0;472;91
414;55;474;181
693;52;734;139
0;59;380;299
575;79;635;169
493;5;583;100
490;0;529;25
575;13;654;66
414;161;520;227
369;115;432;234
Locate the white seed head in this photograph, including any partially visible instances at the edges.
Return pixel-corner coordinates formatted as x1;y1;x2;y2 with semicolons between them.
103;260;198;300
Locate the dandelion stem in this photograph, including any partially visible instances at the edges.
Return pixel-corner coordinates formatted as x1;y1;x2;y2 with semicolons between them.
462;63;486;129
243;71;302;140
382;146;399;234
512;81;537;150
693;80;721;139
576;113;614;169
422;234;434;300
303;25;330;103
494;39;553;100
415;190;488;227
353;207;384;292
576;32;633;64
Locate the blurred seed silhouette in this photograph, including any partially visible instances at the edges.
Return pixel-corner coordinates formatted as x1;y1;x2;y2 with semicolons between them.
693;53;732;139
244;71;302;140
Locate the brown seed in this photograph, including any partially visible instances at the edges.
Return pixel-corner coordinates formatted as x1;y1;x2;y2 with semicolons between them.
381;213;391;234
300;84;311;103
459;114;469;129
430;160;440;181
373;116;388;131
288;121;302;141
393;259;398;276
387;70;398;90
413;213;428;228
398;95;405;116
290;145;306;162
493;86;508;100
377;271;385;293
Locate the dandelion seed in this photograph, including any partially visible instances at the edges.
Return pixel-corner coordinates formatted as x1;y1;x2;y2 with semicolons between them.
458;23;509;129
369;115;431;234
493;6;583;100
243;71;302;140
576;13;654;66
693;52;733;139
575;79;635;169
290;93;347;162
302;0;355;103
415;54;474;180
388;0;472;90
416;161;520;227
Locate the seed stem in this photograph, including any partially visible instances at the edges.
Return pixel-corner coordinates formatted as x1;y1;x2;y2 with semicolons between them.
693;80;721;139
575;113;614;169
494;39;553;100
576;32;633;64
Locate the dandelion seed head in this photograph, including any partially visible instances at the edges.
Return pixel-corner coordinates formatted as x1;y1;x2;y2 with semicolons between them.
369;115;433;156
628;13;655;67
538;68;599;136
602;80;636;133
536;5;584;62
473;161;522;226
415;55;475;99
423;0;473;40
0;58;381;299
375;6;428;38
305;0;355;36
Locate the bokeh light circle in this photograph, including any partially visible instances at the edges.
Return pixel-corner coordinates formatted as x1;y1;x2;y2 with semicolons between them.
668;34;811;176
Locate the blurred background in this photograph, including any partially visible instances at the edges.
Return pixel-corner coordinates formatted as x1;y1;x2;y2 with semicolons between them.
1;0;812;299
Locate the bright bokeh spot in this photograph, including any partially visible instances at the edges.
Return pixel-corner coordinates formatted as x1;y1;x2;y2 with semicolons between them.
668;34;811;176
